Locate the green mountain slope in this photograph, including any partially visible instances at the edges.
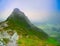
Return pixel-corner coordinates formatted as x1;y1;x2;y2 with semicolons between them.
5;8;48;40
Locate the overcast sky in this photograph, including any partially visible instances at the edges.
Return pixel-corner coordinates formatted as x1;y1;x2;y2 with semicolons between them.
0;0;60;24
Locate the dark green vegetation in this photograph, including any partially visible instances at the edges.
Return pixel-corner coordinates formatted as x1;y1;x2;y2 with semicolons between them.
3;38;10;44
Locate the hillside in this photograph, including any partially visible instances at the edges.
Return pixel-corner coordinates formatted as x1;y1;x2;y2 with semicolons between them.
0;8;59;46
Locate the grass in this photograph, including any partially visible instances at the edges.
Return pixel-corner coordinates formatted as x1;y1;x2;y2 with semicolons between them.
17;36;59;46
17;36;45;46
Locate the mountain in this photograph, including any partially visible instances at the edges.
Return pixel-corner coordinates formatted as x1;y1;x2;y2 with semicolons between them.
3;8;48;40
0;8;59;46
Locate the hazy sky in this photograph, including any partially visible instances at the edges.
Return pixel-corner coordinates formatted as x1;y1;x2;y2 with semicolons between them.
0;0;60;24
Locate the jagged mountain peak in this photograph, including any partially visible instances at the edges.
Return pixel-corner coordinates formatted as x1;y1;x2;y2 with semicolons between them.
12;8;24;15
7;8;27;21
7;8;30;25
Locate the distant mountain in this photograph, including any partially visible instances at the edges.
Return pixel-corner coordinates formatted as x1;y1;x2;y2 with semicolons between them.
38;24;60;42
3;8;48;40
